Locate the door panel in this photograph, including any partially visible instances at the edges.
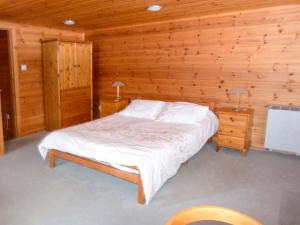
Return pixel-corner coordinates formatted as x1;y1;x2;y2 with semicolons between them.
76;43;92;88
43;41;61;131
59;42;76;90
0;30;14;139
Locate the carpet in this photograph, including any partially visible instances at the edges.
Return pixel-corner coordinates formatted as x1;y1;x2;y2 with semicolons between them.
0;132;299;225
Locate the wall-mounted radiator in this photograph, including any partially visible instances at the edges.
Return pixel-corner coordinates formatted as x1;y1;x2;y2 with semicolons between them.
264;105;300;155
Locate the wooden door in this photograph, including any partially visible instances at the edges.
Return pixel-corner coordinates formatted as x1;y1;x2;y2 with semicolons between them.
76;43;92;88
43;41;61;131
59;42;77;90
59;42;92;127
0;30;14;139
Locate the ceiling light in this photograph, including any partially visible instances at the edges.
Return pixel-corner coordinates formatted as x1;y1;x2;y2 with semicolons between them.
147;4;161;12
64;19;75;26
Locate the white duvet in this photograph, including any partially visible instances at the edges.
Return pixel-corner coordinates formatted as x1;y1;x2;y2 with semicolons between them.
38;112;218;204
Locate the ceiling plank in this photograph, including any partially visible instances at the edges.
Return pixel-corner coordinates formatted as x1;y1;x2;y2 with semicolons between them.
0;0;298;31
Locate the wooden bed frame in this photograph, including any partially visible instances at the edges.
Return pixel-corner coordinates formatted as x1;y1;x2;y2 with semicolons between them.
47;101;215;204
48;149;146;204
48;149;196;204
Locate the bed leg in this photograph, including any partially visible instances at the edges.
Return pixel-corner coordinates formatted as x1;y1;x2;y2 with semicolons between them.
137;175;145;204
216;144;220;152
182;160;189;166
48;150;56;168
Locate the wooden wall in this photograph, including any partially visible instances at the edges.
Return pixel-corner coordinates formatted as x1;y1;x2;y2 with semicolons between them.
86;5;300;148
0;30;14;139
0;21;84;136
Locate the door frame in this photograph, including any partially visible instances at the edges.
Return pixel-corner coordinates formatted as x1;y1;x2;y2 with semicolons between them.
1;28;21;138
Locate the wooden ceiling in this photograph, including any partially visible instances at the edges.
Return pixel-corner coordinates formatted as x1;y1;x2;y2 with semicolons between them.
0;0;298;31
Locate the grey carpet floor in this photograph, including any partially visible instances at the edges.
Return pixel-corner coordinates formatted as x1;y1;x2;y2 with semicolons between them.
0;132;300;225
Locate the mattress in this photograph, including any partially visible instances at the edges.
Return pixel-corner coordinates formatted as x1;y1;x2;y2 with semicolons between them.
38;111;218;204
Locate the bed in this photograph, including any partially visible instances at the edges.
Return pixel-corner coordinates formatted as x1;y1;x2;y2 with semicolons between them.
38;100;219;204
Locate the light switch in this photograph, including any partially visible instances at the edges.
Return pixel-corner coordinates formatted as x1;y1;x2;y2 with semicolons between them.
20;64;28;71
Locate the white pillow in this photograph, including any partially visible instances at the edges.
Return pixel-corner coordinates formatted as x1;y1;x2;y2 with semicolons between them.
118;99;166;120
157;102;209;125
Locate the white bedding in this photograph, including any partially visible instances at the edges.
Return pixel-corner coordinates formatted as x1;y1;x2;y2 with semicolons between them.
38;111;218;204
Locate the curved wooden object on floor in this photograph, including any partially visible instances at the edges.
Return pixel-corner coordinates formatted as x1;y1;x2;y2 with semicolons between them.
165;205;262;225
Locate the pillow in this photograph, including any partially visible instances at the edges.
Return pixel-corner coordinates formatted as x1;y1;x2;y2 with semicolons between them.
118;99;166;120
157;102;209;125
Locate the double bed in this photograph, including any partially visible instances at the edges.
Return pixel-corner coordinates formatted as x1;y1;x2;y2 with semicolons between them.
38;100;218;204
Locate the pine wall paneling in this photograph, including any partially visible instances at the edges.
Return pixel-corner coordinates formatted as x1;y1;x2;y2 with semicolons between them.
0;21;84;136
86;5;300;149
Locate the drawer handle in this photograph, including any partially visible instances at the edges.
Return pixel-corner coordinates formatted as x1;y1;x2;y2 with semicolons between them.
229;117;234;122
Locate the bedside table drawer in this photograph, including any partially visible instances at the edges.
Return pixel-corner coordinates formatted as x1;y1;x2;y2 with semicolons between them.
219;114;248;127
218;125;246;138
217;135;245;149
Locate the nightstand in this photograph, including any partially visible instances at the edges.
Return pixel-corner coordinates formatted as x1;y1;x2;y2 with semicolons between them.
215;107;254;156
99;98;129;117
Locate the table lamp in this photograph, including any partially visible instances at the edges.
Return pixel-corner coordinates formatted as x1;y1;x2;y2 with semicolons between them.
112;81;125;101
229;87;246;111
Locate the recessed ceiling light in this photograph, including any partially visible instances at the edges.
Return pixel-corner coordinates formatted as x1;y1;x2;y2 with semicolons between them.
147;4;161;12
64;19;75;26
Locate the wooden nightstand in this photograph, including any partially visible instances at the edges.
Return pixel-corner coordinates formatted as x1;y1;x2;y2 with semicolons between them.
215;107;254;156
99;98;129;117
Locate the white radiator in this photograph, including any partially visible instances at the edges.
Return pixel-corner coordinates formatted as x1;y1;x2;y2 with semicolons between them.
264;105;300;155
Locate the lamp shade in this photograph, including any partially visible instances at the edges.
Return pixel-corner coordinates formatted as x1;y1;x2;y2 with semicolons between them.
229;87;247;111
112;81;125;87
112;81;125;100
